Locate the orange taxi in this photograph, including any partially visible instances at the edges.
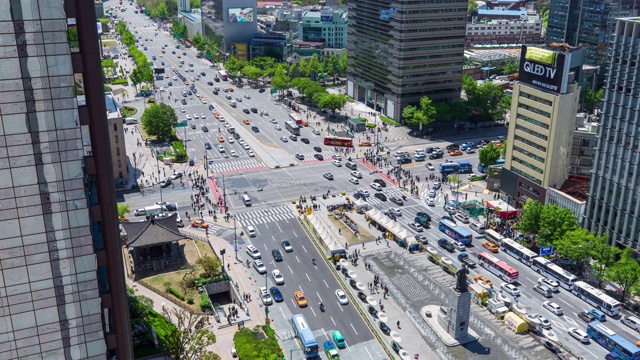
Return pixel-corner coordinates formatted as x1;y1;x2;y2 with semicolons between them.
243;119;250;125
474;275;493;288
482;241;499;253
228;87;234;92
449;149;463;156
184;80;189;85
359;141;372;146
164;74;169;78
190;219;209;229
217;136;225;143
214;113;220;119
294;291;308;307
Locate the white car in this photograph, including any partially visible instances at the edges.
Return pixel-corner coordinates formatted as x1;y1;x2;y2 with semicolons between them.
358;189;370;197
259;287;273;305
332;160;342;167
193;113;199;119
280;136;288;142
335;289;349;305
243;143;250;150
227;137;235;143
427;189;437;198
533;315;551;329
388;208;402;216
408;222;423;232
543;301;563;316
247;225;257;237
181;107;186;113
217;145;225;153
230;150;238;157
351;171;363;179
332;154;342;160
253;260;267;274
272;269;285;285
244;94;251;99
238;139;246;145
427;198;435;206
313;129;321;135
247;150;255;157
201;113;206;118
246;245;261;259
275;125;282;131
186;114;192;120
538;278;560;292
370;183;382;191
173;76;178;80
568;328;589;343
270;118;278;124
426;163;435;171
134;208;146;216
160;86;165;91
349;177;359;185
500;283;520;297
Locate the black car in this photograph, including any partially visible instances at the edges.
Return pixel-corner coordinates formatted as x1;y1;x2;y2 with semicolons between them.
357;291;367;302
446;144;460;151
168;81;172;86
416;212;432;222
313;146;322;152
373;179;387;187
172;50;176;54
212;90;218;95
202;126;209;132
201;72;206;76
272;249;283;262
205;143;212;150
390;197;404;206
209;105;214;110
295;154;304;160
429;152;443;160
368;305;378;317
251;126;260;132
426;147;433;153
270;287;284;302
234;132;240;139
379;322;391;335
259;88;266;93
374;192;387;201
207;81;213;86
160;179;172;188
182;52;186;55
156;201;178;211
214;77;220;82
243;109;250;114
314;153;324;160
188;90;193;95
578;311;596;323
300;138;310;144
384;212;396;221
391;341;403;354
542;340;558;354
397;157;412;164
250;108;258;113
181;99;187;105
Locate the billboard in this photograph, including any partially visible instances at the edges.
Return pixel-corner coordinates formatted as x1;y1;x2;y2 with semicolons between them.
320;10;333;22
231;43;248;61
228;8;253;23
518;46;566;94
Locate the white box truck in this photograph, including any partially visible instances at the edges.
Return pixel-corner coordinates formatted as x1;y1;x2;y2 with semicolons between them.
144;205;166;217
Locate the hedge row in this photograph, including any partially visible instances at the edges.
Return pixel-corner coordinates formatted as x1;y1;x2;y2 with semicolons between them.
112;78;129;85
168;287;185;301
199;292;211;309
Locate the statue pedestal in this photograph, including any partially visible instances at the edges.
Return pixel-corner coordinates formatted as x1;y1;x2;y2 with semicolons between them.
425;286;479;346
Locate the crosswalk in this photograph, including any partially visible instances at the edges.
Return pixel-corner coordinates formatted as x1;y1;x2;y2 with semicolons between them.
207;158;266;174
361;187;406;206
298;150;336;162
234;206;298;227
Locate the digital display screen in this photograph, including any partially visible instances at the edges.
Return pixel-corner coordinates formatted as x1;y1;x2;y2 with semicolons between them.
228;8;253;23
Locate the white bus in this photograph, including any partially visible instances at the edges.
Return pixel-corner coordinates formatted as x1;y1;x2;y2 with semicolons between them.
500;238;537;266
484;229;504;246
532;257;578;290
572;281;621;316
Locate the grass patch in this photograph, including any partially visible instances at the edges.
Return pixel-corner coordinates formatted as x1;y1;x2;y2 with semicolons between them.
171;141;185;153
103;40;118;47
234;325;284;360
380;115;400;126
147;308;177;341
101;59;116;67
194;240;216;258
112;78;129;85
122;106;137;117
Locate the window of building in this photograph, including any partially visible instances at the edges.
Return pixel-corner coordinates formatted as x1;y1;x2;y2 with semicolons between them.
115;135;119;143
67;18;80;52
113;123;117;131
118;160;122;168
98;266;110;294
116;148;120;156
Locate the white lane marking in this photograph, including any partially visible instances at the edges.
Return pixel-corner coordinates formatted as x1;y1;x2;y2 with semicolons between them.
350;323;359;335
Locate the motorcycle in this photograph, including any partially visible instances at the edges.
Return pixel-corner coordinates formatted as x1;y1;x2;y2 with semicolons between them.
319;303;325;312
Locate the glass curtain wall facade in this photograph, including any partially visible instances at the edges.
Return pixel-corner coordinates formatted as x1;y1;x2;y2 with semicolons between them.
0;1;132;359
346;0;467;120
583;17;640;250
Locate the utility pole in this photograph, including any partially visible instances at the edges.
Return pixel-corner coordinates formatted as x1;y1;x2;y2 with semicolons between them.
264;273;269;322
156;151;163;203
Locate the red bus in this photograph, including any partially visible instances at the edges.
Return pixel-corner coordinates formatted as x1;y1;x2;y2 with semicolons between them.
289;113;303;125
324;136;353;147
477;252;519;283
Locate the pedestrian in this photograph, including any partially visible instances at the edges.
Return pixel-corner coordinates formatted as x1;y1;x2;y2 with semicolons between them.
397;320;401;329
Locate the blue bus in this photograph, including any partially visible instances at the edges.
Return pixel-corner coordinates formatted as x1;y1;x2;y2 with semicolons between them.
478;159;504;173
438;220;473;245
439;163;459;175
292;314;318;358
532;257;578;290
586;321;640;360
457;161;473;173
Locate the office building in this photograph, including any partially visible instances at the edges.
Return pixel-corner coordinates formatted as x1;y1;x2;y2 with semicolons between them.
466;9;543;46
202;0;257;61
0;1;132;358
347;0;467;120
105;95;129;188
583;17;640;249
546;0;638;72
500;45;585;206
298;8;348;49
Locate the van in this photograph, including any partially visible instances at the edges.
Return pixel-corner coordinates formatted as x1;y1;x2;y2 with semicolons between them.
124;117;138;124
332;330;345;349
622;316;640;331
245;245;261;259
345;161;357;170
414;153;426;161
246;225;256;237
533;284;552;298
470;222;486;234
242;194;251;206
229;100;237;107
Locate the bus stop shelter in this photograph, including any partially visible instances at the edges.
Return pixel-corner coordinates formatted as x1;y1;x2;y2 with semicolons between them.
486;200;517;219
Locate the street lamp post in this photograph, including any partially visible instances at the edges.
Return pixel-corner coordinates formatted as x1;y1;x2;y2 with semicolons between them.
264;273;269;322
155;151;163;203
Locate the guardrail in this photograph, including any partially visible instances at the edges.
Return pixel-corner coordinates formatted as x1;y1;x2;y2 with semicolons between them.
296;215;396;360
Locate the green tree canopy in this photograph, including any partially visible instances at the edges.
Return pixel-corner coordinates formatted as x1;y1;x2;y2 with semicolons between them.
478;141;501;168
554;228;594;267
583;87;604;114
271;65;291;95
141;103;178;140
241;65;263;81
502;59;519;75
402;96;436;130
433;102;452;122
537;204;578;246
192;32;207;51
590;235;619;287
606;248;640;302
158;307;220;360
516;199;544;235
316;93;347;114
117;203;130;219
195;255;222;279
499;96;512;119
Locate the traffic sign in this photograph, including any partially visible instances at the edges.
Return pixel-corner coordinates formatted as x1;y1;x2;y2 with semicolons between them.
540;246;553;257
174;120;187;128
205;54;213;59
270;88;277;94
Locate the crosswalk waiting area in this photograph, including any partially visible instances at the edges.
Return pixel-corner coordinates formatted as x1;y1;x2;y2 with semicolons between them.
234;206;298;227
207;159;266;174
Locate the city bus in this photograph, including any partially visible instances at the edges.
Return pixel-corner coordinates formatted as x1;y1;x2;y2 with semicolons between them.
532;257;578;290
440;163;459;175
438;219;473;245
484;229;504;246
289;112;303;125
457;161;473;173
500;238;537;266
218;69;228;81
586;321;640;359
572;281;621;316
324;136;353;147
292;314;319;359
285;121;301;135
477;252;519;283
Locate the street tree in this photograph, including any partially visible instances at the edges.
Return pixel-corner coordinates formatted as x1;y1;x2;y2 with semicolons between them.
317;93;347;115
304;82;327;101
433;102;452;122
291;77;315;94
402;96;436;130
537;204;577;246
270;64;291;96
554;228;594;267
583;87;604;114
192;32;207;51
157;307;220;360
241;65;263;84
478;142;501;168
590;235;619;287
500;139;507;157
516;199;543;235
298;58;309;77
151;2;169;19
195;255;222;279
502;59;519;75
308;54;321;75
606;248;640;302
339;52;347;75
117;203;130;219
499;95;512;120
140;103;178;140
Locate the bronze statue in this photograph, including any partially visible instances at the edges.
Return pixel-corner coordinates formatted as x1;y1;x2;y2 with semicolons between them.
456;265;469;292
